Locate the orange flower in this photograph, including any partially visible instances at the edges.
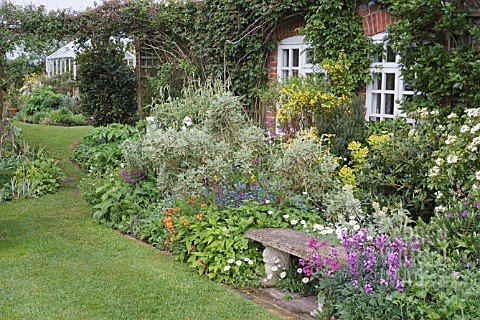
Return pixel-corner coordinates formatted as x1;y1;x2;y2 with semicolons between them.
180;216;185;220
173;207;179;213
196;214;203;220
164;208;172;215
201;203;207;208
183;220;189;226
164;240;170;246
188;197;195;204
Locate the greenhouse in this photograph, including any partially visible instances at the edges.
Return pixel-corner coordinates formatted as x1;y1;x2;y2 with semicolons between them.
45;41;136;78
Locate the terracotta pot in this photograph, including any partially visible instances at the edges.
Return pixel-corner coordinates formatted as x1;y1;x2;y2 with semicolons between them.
6;107;18;117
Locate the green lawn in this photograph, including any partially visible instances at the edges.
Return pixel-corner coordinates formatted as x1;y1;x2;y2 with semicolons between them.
0;122;279;320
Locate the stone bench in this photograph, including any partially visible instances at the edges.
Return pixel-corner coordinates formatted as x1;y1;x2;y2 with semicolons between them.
245;228;347;285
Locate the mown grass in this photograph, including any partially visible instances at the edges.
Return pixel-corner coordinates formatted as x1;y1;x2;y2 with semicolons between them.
0;122;279;320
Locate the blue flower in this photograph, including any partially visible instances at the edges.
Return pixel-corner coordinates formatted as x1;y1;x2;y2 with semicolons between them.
453;82;461;89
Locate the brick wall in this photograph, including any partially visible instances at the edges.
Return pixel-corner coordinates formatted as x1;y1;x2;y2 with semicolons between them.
358;5;398;36
265;15;305;133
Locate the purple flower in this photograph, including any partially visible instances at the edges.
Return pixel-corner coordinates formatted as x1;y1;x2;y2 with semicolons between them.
462;210;467;218
466;262;472;268
364;282;375;295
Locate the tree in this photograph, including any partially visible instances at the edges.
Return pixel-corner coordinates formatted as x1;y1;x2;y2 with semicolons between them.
76;39;137;126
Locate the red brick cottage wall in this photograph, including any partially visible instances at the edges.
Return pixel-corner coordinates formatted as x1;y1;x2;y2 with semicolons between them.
265;5;397;133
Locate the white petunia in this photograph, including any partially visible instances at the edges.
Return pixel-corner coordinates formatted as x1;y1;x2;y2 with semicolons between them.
445;135;457;145
236;260;242;266
283;214;289;219
460;125;470;133
280;272;287;279
224;265;231;271
447;155;460;164
353;224;360;231
476;171;480;181
227;259;234;264
291;220;298;225
348;219;357;226
267;210;273;215
302;277;309;284
297;268;303;274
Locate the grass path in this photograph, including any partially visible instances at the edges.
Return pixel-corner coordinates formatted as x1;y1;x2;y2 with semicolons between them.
0;123;279;320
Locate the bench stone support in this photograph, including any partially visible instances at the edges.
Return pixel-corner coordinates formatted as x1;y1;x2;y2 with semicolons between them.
262;246;291;285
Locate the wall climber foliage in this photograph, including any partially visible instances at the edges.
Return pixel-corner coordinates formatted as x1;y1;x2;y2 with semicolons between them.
382;0;480;114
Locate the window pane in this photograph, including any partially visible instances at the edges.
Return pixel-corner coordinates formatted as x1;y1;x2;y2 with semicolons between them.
386;46;395;62
386;73;395;91
282;49;289;67
385;94;395;115
373;73;382;90
370;116;380;122
282;70;289;78
372;52;380;63
292;49;299;67
372;93;381;114
292;69;299;77
305;49;314;64
404;82;414;91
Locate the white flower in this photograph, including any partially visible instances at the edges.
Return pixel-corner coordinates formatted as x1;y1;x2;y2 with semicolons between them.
471;124;480;134
183;116;193;126
447;112;457;119
428;166;440;177
265;200;271;204
460;125;470;133
452;271;460;279
244;257;251;262
236;260;242;266
408;129;416;136
325;228;334;234
445;135;457;145
349;215;356;220
291;220;298;225
222;227;228;232
435;158;444;166
297;268;303;274
435;206;446;213
271;266;278;272
267;210;273;215
353;224;360;231
227;259;234;264
437;125;445;131
280;272;287;279
302;277;309;283
447;155;460;164
476;171;480;181
224;265;231;271
430;110;439;116
466;108;480;117
248;260;253;265
283;214;289;219
367;235;373;241
435;191;443;199
145;116;155;122
302;191;308;195
320;230;328;235
274;259;279;264
348;219;357;226
300;220;306;225
473;184;479;190
267;274;273;280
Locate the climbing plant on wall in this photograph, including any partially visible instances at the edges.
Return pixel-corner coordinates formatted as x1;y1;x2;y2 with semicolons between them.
301;0;377;93
381;0;480;114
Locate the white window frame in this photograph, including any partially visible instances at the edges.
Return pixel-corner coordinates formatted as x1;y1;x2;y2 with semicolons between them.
277;36;316;80
366;33;414;121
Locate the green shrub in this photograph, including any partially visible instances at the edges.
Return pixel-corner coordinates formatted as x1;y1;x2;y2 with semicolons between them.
315;95;366;160
22;86;63;116
76;39;137;126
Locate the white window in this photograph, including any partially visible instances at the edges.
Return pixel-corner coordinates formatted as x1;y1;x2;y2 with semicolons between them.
366;33;414;121
277;36;316;80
